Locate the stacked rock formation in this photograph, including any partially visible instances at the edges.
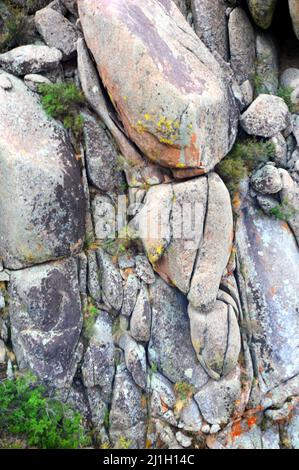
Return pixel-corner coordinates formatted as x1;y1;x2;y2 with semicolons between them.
0;0;299;449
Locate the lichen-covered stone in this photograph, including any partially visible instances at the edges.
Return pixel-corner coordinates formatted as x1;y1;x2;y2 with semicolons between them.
78;0;238;172
0;45;62;75
247;0;277;29
9;258;83;388
0;73;85;269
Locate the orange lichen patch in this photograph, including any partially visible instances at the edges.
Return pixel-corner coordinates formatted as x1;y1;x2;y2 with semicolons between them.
172;167;205;179
269;286;278;297
247;415;257;428
231;420;242;439
281;222;292;233
160;398;169;414
232;192;242;211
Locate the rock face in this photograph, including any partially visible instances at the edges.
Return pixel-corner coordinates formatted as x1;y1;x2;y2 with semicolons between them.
9;258;83;388
0;73;85;269
191;0;228;60
78;0;237;172
236;197;299;393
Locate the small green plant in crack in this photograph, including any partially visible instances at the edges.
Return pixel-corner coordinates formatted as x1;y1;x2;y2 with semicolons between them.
174;381;195;413
277;85;297;113
117;435;131;449
0;373;90;449
269;202;297;222
38;83;85;144
83;298;99;339
216;138;275;196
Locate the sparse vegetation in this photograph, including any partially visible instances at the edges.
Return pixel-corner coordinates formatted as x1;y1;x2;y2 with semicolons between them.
0;373;90;449
216;139;275;195
117;435;131;449
38;83;85;143
83;299;99;339
277;85;297;113
0;2;27;53
269;202;297;222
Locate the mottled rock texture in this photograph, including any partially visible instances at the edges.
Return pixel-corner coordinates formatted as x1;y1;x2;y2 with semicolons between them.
78;0;237;172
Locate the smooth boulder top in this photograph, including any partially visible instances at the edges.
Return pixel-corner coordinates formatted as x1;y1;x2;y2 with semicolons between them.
0;72;86;269
78;0;237;172
0;45;63;76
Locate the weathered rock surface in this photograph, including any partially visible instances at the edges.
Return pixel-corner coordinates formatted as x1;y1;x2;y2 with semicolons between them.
255;33;278;95
148;277;209;389
78;0;238;172
119;332;147;390
228;7;256;84
81;312;115;400
109;364;147;448
130;283;152;343
0;45;62;75
236;196;299;393
0;73;85;269
188;173;233;310
97;250;123;311
240;95;290;138
279;168;299;245
9;258;83;388
35;7;79;60
191;0;228;60
247;0;277;29
251;163;283;194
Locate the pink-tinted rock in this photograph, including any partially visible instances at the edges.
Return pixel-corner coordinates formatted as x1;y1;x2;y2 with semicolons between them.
78;0;237;172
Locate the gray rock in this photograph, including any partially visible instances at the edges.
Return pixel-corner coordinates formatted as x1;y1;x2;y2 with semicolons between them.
10;0;55;13
135;255;155;285
256;194;279;214
87;250;101;303
0;293;5;310
0;73;85;270
240;94;290;138
130;283;152;343
0;271;9;282
97;249;123;311
251;164;283;194
91;194;115;242
0;45;62;76
271;132;288;167
119;332;147;390
9;258;83;388
24;73;51;92
255;33;278;95
121;274;139;318
83;113;122;192
188;302;241;380
247;0;277;29
279;168;299;245
150;372;177;426
35;8;78;60
228;7;256;84
148;277;209;389
178;399;202;432
109;364;147;449
286;404;299;449
175;431;192;448
61;0;78;15
153;177;208;294
188;173;233;310
236;196;299;393
191;0;228;60
78;0;238;173
81;312;114;400
194;367;241;425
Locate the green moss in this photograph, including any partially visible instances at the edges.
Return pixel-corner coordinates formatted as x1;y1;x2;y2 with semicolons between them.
216;138;275;195
174;381;195;402
269;202;297;222
0;373;90;449
83;299;99;339
38;83;85;145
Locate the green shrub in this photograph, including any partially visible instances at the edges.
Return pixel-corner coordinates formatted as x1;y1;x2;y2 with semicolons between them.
0;374;90;449
277;85;297;113
83;299;99;339
38;83;85;143
0;3;27;53
216;139;275;195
